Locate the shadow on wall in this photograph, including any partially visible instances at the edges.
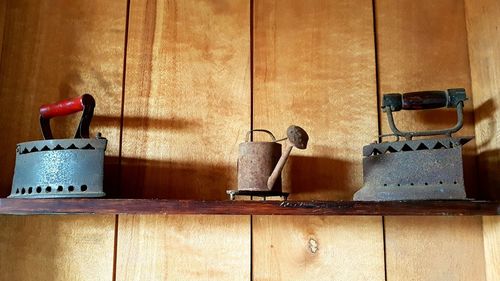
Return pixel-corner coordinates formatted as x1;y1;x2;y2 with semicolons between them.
283;155;355;200
103;155;357;200
478;150;500;199
105;156;234;200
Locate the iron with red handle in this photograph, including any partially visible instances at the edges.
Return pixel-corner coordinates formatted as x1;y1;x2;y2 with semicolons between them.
381;88;468;140
39;94;95;139
10;93;107;199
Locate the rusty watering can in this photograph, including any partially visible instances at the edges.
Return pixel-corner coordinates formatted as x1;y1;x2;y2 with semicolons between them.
235;125;309;197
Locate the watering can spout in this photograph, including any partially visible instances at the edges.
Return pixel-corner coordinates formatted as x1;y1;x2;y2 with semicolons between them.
267;125;309;190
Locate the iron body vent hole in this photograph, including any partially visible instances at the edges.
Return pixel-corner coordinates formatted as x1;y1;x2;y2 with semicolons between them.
53;145;64;150
81;185;88;192
439;181;443;184
372;148;382;155
401;144;413;151
16;189;19;194
67;144;78;149
30;147;39;153
46;186;51;192
21;148;29;154
40;146;50;151
81;144;95;150
416;143;429;150
21;188;25;194
57;186;63;192
28;187;33;194
68;186;75;192
36;186;42;193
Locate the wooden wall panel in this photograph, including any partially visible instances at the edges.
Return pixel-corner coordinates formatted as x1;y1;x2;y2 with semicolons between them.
465;0;500;199
0;215;115;281
465;1;500;279
253;216;385;281
116;215;250;281
376;1;486;280
120;0;250;199
0;0;127;197
482;217;500;281
376;0;477;195
0;2;125;281
385;217;486;281
253;0;377;200
252;1;383;280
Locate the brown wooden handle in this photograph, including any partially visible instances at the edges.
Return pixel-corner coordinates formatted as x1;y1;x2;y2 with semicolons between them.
401;91;448;110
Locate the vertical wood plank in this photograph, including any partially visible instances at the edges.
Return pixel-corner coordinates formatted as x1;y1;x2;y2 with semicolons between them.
116;215;250;281
482;217;500;281
0;0;6;62
253;0;377;200
0;215;115;281
252;1;383;280
464;0;500;199
385;217;486;281
120;0;250;199
0;2;125;281
0;0;127;197
465;2;500;280
376;1;486;280
253;216;385;281
376;0;477;195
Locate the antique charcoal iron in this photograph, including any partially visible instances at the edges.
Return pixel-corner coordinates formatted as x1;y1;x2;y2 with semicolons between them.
354;88;473;201
227;126;309;200
9;94;107;198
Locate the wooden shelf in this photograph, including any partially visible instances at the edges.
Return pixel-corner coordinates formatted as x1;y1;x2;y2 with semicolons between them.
0;199;498;216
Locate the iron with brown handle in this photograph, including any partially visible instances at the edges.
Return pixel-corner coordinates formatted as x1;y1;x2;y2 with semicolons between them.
382;88;468;140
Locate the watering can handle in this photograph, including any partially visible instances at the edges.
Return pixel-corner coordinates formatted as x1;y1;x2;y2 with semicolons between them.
382;88;467;112
245;129;277;142
39;94;95;140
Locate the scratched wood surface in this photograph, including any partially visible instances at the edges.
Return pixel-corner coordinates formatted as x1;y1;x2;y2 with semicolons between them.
376;1;487;279
482;217;500;281
253;216;384;281
253;0;377;200
0;215;115;281
116;215;250;281
120;0;250;200
465;0;500;199
0;0;126;197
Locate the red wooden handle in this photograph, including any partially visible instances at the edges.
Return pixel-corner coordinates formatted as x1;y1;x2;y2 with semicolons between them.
39;95;88;119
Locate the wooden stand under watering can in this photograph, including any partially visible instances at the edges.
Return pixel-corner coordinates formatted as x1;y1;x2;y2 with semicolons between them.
227;125;309;200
